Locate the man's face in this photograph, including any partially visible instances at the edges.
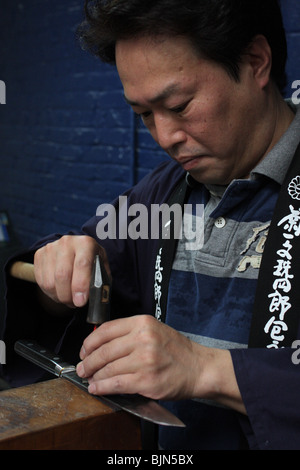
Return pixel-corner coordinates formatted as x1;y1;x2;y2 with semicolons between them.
116;35;271;185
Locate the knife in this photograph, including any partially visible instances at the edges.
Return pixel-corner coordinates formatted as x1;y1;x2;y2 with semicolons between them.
14;339;185;428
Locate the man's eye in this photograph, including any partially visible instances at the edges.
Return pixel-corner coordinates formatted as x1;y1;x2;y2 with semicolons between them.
135;110;152;120
141;111;152;119
170;101;190;114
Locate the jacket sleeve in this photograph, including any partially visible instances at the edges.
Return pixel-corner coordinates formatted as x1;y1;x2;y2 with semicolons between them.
2;160;184;387
231;341;300;450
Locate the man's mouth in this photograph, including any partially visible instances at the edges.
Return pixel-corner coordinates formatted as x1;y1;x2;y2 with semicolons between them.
178;156;204;171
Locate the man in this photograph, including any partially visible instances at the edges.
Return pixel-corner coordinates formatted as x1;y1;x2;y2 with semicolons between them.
3;0;300;449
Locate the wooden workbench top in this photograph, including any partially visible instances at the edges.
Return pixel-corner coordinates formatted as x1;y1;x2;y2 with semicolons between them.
0;378;141;450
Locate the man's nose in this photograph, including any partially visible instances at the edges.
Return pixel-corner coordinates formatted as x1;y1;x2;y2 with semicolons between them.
152;114;186;151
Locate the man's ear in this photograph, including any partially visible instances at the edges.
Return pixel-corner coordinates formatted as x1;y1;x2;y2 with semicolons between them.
244;34;272;89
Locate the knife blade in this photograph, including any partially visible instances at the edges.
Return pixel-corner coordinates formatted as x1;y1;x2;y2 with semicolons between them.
14;339;185;428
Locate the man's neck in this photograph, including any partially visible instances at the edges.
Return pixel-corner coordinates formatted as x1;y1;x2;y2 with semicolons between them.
264;88;295;157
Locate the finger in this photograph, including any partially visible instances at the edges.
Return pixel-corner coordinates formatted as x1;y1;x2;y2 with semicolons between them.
88;373;138;396
71;252;93;307
77;330;134;378
87;349;171;399
34;246;60;303
79;317;134;359
91;351;144;383
71;239;108;307
53;245;76;306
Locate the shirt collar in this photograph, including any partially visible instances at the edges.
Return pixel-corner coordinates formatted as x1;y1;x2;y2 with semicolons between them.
250;101;300;185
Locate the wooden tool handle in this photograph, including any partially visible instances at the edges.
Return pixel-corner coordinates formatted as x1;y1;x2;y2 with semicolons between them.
9;261;36;283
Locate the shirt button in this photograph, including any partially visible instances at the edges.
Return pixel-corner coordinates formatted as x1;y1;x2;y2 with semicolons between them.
214;217;226;228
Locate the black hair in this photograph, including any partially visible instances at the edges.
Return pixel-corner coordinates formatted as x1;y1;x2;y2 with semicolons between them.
78;0;287;93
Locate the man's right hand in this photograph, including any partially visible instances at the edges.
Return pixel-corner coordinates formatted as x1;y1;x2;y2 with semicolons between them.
34;235;108;308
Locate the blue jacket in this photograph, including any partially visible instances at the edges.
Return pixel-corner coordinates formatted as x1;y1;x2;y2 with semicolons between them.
3;159;300;450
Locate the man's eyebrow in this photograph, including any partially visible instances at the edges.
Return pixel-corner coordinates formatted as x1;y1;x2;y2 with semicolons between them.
124;83;180;107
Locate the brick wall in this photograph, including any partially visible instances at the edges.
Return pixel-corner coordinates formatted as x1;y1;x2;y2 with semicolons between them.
282;0;300;93
0;0;299;248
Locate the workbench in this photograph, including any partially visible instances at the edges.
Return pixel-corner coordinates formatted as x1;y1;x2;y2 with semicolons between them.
0;378;141;450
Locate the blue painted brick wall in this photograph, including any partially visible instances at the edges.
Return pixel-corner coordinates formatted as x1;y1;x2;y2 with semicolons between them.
0;0;299;248
281;0;300;93
0;0;137;246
